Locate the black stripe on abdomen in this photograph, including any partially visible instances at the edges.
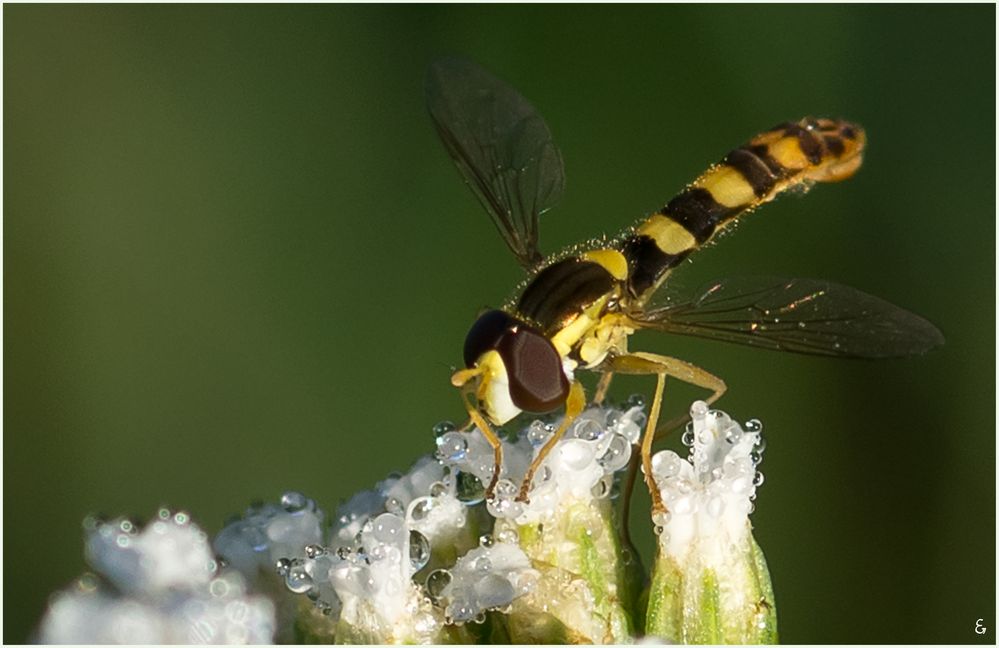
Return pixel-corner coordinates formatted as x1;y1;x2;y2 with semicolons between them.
664;188;735;243
622;234;689;297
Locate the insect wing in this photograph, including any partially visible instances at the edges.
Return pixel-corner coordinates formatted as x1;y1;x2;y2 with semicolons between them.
426;58;565;269
631;277;944;358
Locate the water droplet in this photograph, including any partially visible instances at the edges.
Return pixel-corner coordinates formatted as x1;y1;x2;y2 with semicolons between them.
651;509;671;527
383;496;405;516
532;465;553;488
494;479;517;499
173;512;190;525
745;418;763;434
432;420;457;438
690;400;709;419
473;555;492;572
724;424;742;444
436;432;468;462
496;528;518;545
368;544;387;562
750;450;763;465
681;426;696;447
275;558;292;576
447;598;476;624
598;433;632;472
429;481;448;498
305;544;325;559
409;530;431;570
754;471;765;487
573;418;604;441
755;435;767;452
592;475;613;499
425;569;452;601
455;471;486;505
526;420;552;447
651;451;683;479
409;497;435;523
285;561;314;594
280;491;308;513
559;439;595;471
627;393;646;408
335;546;352;560
372;513;405;544
479;534;494;548
474;611;487;624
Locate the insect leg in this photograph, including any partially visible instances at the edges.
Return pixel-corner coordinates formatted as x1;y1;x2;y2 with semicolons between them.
604;352;727;513
593;371;615;405
459;387;504;500
516;380;586;502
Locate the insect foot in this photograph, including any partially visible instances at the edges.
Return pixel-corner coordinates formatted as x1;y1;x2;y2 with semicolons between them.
645;401;777;644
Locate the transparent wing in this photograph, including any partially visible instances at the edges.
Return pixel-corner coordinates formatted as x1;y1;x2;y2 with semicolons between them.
630;277;944;358
426;58;565;269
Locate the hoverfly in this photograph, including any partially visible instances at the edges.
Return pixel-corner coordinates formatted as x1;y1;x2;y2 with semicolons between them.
426;58;942;513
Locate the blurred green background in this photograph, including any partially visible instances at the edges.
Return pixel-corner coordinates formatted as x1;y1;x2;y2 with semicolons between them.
4;4;994;644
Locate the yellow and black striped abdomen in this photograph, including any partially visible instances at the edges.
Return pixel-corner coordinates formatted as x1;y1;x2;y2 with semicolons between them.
622;117;866;299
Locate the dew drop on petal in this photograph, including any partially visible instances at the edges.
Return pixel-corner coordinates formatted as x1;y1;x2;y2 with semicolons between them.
432;420;456;438
573;418;604;441
409;496;434;522
285;562;314;594
372;513;405;544
384;497;405;516
496;528;518;545
455;471;486;505
409;530;431;571
436;432;468;462
473;555;492;572
425;569;452;601
280;491;308;513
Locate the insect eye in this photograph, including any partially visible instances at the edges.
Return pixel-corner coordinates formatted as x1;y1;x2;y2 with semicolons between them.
463;309;517;368
496;328;569;413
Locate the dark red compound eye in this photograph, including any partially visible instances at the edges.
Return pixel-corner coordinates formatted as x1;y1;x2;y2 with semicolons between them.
496;327;570;413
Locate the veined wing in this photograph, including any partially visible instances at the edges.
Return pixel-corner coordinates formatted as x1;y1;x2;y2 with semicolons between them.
426;58;564;269
629;277;944;358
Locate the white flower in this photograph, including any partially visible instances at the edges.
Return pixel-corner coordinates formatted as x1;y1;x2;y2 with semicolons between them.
645;401;777;644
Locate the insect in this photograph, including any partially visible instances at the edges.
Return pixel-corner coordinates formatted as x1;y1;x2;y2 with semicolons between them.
426;58;943;513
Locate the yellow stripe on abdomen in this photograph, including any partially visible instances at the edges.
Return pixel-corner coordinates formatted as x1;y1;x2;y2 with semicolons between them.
622;117;866;299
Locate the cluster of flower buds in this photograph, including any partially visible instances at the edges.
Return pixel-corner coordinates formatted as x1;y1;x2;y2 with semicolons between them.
38;399;776;644
37;509;275;643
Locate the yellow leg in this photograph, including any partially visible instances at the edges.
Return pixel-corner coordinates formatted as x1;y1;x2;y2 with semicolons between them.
459;388;504;500
593;371;614;405
517;381;586;502
604;352;727;514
